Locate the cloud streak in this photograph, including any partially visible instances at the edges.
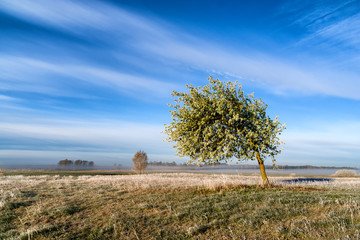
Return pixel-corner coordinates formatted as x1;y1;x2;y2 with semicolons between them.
1;117;358;167
0;115;174;159
279;1;360;62
280;120;360;166
0;55;176;100
1;0;360;100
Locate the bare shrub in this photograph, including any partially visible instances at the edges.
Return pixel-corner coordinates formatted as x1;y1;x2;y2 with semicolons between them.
132;150;148;174
333;169;357;177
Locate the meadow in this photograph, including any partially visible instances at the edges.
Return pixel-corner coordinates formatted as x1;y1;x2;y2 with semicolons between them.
1;171;360;239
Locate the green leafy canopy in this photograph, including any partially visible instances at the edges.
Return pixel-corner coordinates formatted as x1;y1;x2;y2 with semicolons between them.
164;77;286;166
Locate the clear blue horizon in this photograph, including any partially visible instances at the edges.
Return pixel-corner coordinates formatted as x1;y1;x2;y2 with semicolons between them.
0;0;359;167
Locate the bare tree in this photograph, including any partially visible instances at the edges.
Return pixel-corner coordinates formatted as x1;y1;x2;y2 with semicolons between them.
132;150;148;174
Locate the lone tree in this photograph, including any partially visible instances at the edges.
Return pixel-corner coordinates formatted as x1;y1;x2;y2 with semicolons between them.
164;77;285;185
132;150;148;174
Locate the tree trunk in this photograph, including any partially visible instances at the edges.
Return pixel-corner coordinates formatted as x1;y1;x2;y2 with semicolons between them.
256;151;270;186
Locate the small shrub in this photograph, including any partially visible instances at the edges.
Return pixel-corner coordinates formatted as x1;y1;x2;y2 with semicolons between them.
333;169;357;177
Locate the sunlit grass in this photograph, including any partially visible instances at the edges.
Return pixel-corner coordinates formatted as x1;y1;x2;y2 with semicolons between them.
1;173;360;239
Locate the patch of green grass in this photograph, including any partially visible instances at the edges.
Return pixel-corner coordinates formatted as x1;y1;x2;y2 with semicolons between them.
0;209;16;237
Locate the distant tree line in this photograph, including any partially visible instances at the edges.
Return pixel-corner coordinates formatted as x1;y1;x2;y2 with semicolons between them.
112;163;122;170
58;159;94;169
276;165;357;169
148;161;178;166
147;161;204;167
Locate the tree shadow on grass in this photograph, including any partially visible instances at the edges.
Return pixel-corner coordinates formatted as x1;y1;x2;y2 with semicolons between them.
280;178;334;184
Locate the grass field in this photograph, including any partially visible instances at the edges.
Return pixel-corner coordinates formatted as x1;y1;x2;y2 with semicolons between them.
1;172;360;239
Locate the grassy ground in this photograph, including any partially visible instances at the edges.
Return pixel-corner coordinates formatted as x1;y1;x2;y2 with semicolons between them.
1;173;359;239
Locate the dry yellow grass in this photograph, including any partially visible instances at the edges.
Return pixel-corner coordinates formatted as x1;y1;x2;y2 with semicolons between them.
1;173;360;239
1;173;360;191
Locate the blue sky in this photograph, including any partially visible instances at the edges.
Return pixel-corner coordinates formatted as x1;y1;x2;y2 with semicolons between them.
0;0;359;167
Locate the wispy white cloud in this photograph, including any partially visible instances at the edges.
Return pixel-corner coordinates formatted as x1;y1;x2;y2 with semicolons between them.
0;103;178;165
0;95;17;101
0;55;176;99
302;13;360;49
279;1;360;54
1;0;360;100
280;120;360;166
0;116;178;165
282;0;357;27
0;0;110;31
0;0;166;40
2;1;360;99
141;37;360;99
293;9;360;53
0;117;173;156
1;117;358;167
